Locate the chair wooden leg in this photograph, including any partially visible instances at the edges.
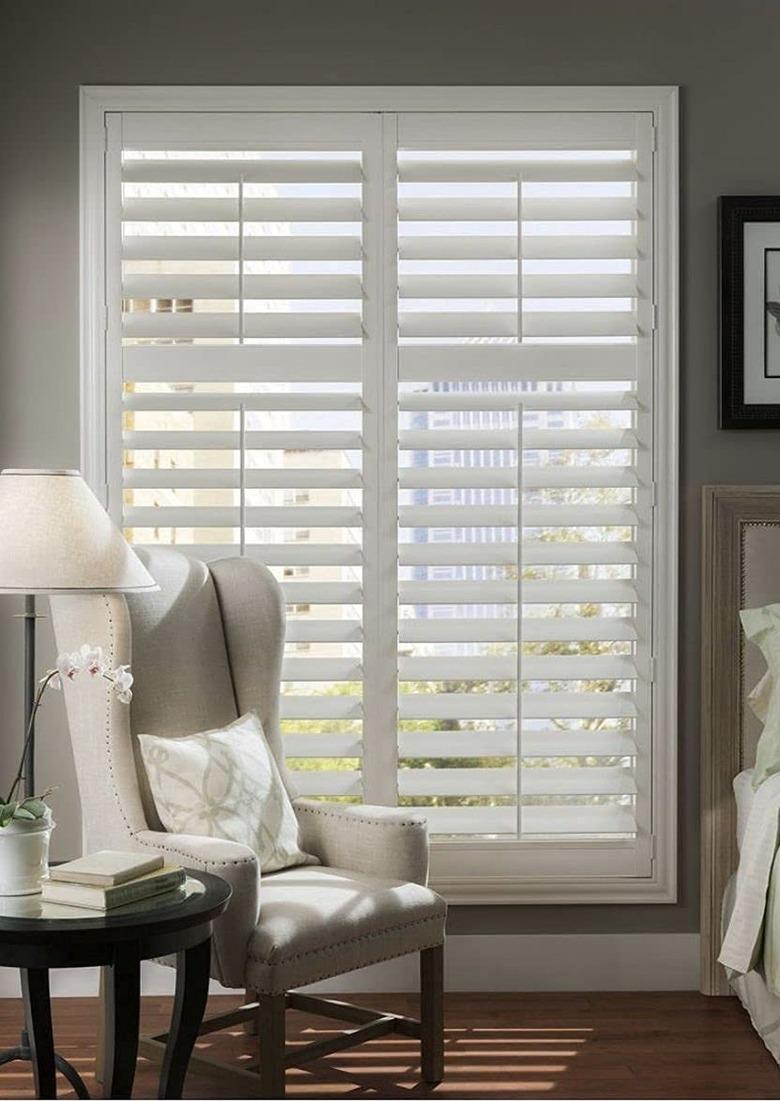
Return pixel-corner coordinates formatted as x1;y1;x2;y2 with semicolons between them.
257;993;286;1098
242;988;259;1034
420;945;444;1085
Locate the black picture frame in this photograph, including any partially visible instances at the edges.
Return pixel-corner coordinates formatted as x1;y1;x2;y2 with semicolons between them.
720;195;780;428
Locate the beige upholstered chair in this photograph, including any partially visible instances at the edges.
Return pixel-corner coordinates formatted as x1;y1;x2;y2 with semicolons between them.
50;547;446;1096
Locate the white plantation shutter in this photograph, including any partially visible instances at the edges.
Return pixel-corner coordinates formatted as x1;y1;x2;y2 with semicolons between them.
112;113;385;803
101;97;672;892
395;112;652;859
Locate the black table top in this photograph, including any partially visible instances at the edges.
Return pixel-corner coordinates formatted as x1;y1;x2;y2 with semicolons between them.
0;871;231;945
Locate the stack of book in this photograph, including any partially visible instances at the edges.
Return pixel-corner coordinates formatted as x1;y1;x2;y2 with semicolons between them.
41;851;186;911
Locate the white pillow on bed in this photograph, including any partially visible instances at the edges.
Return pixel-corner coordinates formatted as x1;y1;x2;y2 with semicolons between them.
741;604;780;788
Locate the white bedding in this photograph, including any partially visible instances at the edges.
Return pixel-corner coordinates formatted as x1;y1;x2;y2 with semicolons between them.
723;875;780;1064
720;770;780;977
721;768;780;1065
734;767;756;853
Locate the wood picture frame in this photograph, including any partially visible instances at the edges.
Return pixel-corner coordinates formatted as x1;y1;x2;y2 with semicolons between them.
720;195;780;428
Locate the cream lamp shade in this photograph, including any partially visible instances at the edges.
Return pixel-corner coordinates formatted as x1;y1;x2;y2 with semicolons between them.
0;469;157;594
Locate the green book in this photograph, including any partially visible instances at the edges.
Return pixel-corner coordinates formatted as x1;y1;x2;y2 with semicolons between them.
41;864;185;910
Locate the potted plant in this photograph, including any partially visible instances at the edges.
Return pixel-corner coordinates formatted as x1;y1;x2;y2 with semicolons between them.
0;645;133;895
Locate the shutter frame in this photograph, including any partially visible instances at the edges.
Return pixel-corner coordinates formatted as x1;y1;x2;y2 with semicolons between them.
88;88;674;894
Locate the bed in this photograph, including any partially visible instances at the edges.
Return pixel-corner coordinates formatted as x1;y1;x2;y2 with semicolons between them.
701;486;780;1061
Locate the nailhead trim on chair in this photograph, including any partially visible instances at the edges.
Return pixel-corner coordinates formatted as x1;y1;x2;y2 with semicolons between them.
102;595;138;840
247;912;444;971
295;804;427;830
247;931;446;995
135;835;256;870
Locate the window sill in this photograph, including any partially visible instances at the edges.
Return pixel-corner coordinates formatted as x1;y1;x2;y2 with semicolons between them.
429;836;676;904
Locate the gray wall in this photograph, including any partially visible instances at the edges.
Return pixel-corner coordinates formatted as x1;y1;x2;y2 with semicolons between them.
2;0;779;938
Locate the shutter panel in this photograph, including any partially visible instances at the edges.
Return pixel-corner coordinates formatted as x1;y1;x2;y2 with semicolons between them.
116;118;383;801
395;112;652;842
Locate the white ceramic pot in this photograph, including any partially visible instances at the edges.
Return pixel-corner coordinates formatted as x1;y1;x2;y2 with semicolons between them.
0;813;54;895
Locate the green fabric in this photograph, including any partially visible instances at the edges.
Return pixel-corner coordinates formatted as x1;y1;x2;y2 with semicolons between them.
741;605;780;789
764;846;780;996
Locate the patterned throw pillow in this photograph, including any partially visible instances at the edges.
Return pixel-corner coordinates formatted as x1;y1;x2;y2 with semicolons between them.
138;711;317;873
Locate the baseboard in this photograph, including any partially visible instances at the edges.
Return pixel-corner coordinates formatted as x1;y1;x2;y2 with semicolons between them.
305;933;701;993
0;933;700;997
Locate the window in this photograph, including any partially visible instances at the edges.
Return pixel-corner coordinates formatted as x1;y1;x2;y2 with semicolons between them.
83;86;677;902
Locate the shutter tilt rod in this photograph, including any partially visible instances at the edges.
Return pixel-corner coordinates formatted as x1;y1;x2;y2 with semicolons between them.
515;401;524;840
239;402;246;557
238;173;246;557
238;175;245;344
516;177;523;344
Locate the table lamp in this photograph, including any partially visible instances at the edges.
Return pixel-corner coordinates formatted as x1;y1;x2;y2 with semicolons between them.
0;469;157;798
0;469;156;1093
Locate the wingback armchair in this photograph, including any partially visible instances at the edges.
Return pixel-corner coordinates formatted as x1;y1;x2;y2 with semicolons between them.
50;547;446;1096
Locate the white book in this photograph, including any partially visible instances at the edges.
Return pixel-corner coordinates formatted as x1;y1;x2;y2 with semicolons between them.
41;865;185;911
49;850;164;887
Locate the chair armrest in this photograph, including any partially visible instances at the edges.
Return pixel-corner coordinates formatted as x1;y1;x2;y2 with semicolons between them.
134;830;259;989
294;801;430;885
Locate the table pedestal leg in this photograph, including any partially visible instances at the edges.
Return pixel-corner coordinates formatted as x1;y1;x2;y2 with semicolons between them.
95;967;106;1088
103;946;140;1099
159;936;211;1100
21;969;56;1099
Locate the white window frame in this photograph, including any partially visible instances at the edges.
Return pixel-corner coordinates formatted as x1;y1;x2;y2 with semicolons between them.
80;85;678;904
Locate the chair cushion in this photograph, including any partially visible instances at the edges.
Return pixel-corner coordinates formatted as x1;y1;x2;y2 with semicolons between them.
245;866;446;994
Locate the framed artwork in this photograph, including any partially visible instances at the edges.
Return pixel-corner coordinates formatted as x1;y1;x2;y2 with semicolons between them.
721;196;780;428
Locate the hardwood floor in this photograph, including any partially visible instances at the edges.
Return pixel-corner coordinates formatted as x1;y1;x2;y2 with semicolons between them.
0;992;776;1099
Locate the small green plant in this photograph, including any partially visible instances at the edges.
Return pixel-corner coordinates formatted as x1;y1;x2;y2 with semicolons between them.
0;645;133;828
0;793;53;828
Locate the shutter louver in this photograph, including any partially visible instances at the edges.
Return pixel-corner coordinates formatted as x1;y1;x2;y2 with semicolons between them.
118;123;381;802
395;114;652;841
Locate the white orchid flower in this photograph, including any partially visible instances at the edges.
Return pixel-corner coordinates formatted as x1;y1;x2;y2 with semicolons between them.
55;651;82;683
4;642;134;816
78;644;106;677
38;646;133;704
111;665;134;705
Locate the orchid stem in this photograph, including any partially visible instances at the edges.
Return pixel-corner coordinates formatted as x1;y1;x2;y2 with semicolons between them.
4;658;126;810
5;670;59;806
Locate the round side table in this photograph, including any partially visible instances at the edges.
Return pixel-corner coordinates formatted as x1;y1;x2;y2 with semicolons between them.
0;870;230;1100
